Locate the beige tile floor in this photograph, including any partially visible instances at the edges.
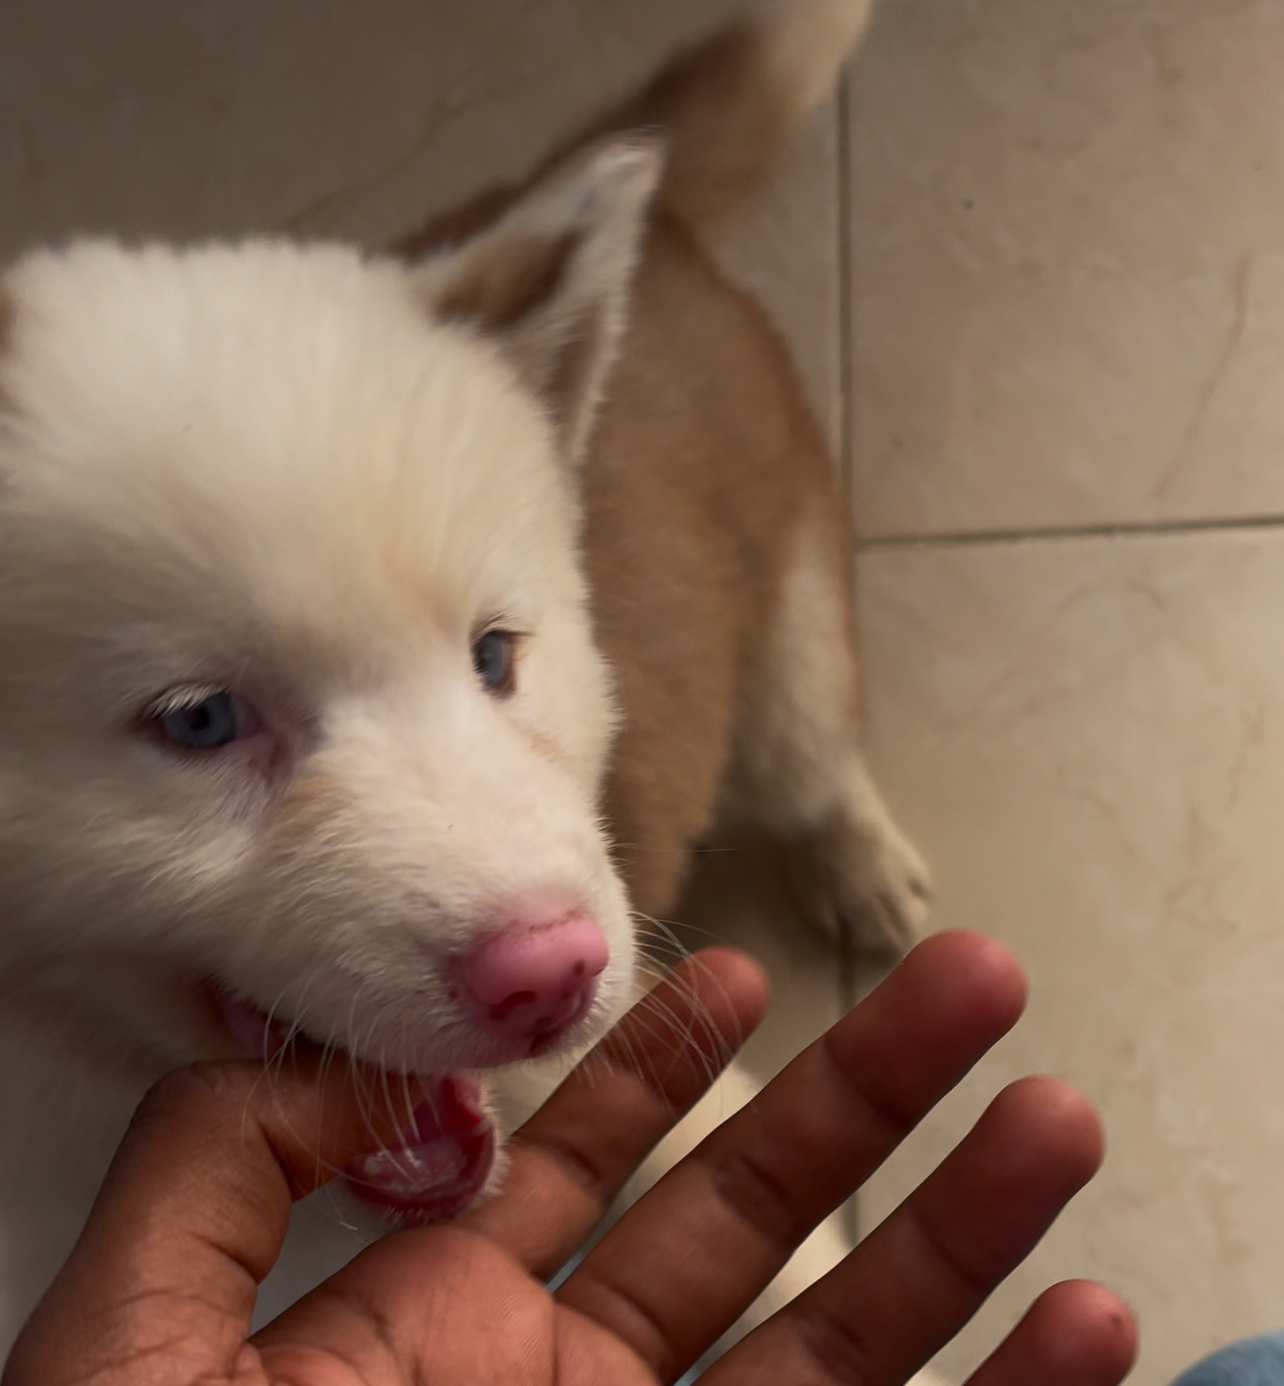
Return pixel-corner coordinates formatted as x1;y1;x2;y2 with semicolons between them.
7;1;1284;1382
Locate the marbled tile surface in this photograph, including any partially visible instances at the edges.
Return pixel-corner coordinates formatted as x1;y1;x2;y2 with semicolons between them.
857;531;1284;1384
849;0;1284;539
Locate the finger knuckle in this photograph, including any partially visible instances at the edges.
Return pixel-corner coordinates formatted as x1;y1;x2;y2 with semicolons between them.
794;1303;880;1386
137;1061;260;1126
711;1149;806;1248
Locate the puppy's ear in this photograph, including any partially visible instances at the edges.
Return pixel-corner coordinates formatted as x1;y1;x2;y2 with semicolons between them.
421;137;663;463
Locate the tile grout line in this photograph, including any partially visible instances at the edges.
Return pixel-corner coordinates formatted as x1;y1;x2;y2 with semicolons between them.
857;510;1284;553
834;67;864;1248
836;71;855;505
834;72;859;1020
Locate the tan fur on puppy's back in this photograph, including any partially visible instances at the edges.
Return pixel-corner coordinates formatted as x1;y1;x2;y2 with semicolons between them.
583;215;844;916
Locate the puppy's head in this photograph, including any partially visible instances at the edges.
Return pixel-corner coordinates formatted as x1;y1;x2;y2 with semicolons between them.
0;140;662;1217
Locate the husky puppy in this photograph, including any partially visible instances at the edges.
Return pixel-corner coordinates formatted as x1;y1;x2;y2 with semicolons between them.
0;0;929;1355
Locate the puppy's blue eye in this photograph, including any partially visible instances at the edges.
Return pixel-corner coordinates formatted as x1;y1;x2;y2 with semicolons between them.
154;690;241;750
471;629;517;696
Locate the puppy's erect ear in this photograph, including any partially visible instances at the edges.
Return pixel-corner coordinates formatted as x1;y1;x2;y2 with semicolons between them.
421;137;664;463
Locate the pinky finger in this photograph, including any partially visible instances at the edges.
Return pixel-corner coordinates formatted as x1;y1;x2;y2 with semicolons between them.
965;1280;1137;1386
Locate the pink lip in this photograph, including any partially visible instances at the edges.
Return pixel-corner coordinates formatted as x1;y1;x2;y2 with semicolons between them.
203;983;294;1059
201;981;497;1220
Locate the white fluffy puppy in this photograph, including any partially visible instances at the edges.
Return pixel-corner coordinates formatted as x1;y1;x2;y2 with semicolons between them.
0;0;933;1366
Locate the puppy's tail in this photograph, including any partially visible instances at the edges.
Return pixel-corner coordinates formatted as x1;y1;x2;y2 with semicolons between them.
591;0;876;235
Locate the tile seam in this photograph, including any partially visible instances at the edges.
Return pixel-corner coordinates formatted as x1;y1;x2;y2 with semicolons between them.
858;511;1284;553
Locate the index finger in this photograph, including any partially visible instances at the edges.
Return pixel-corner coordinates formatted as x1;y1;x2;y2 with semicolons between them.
3;1054;419;1386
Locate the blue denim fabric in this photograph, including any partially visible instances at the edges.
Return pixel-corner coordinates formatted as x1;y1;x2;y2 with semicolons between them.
1174;1333;1284;1385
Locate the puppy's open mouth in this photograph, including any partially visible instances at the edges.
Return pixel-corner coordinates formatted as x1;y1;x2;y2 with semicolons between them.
341;1074;494;1221
207;985;496;1221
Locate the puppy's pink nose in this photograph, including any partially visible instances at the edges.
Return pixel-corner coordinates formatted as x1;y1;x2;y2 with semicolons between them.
462;914;608;1044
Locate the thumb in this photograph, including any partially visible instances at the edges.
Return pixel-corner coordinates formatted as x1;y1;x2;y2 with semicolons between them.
4;1052;416;1386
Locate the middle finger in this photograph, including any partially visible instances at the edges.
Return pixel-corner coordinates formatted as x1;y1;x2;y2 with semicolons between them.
557;930;1027;1382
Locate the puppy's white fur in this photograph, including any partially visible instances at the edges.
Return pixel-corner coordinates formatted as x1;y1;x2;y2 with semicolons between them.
0;223;642;1329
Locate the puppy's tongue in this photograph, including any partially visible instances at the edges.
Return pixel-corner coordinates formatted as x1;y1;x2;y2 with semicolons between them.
343;1075;495;1222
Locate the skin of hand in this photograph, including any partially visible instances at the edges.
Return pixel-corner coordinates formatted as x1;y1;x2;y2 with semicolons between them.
3;930;1137;1386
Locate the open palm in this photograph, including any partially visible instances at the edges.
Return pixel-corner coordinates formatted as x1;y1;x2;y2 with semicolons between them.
5;934;1135;1386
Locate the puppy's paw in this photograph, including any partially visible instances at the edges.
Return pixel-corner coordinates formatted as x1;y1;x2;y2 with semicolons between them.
846;808;932;952
789;808;931;957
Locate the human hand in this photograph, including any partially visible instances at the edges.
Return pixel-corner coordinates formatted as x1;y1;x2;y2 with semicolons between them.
3;931;1136;1386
